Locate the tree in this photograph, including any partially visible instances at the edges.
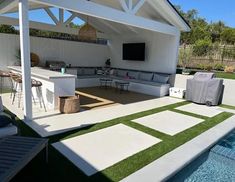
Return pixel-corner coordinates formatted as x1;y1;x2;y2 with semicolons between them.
221;28;235;45
208;21;226;43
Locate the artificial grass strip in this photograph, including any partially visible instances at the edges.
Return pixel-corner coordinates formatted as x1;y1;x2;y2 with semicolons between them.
9;102;233;182
220;104;235;111
170;108;208;120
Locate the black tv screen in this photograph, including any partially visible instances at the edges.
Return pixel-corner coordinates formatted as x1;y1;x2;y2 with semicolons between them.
122;43;145;61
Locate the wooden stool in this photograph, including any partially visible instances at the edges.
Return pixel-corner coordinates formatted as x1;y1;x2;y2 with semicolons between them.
11;74;22;108
0;70;11;94
31;79;46;112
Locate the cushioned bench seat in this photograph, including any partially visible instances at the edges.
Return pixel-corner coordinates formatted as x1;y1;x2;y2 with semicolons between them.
69;67;172;97
109;75;170;87
108;75;170;97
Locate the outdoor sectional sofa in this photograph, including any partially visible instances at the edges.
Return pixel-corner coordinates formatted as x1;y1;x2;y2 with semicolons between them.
66;67;173;97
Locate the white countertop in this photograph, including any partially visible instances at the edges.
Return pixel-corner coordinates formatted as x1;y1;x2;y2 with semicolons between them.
8;66;77;79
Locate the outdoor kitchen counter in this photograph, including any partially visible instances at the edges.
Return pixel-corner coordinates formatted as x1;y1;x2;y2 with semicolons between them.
8;66;76;79
8;66;77;110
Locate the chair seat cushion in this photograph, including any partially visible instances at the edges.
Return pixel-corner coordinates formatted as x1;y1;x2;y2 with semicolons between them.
0;124;18;138
0;115;12;128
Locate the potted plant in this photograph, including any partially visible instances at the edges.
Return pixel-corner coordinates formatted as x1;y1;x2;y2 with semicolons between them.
105;58;111;67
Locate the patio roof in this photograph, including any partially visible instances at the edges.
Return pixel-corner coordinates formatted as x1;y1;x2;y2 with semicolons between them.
0;0;190;37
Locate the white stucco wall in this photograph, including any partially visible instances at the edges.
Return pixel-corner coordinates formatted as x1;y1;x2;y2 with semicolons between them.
0;33;110;70
174;74;235;106
109;29;179;74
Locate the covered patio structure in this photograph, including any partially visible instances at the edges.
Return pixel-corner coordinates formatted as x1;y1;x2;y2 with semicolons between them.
0;0;190;122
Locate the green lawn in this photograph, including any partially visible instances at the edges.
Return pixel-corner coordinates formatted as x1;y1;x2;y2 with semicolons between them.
220;104;235;110
8;101;233;182
215;72;235;80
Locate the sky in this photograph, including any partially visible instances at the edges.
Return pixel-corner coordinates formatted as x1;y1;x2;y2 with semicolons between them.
4;8;85;26
171;0;235;28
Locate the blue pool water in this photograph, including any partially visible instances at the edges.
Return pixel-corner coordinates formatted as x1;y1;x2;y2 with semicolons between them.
169;130;235;182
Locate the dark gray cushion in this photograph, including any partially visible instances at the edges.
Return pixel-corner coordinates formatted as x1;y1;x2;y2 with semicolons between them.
83;68;96;75
128;71;139;79
117;70;127;77
77;68;83;75
153;74;169;84
139;72;153;81
0;115;12;128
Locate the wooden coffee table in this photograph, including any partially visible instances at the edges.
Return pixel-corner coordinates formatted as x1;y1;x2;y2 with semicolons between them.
115;81;130;93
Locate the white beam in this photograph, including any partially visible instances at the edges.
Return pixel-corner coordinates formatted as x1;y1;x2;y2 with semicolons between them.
132;0;145;14
64;12;76;25
0;15;108;39
118;0;128;12
0;0;18;14
30;0;178;36
19;0;32;121
44;7;59;25
128;0;133;10
59;8;64;24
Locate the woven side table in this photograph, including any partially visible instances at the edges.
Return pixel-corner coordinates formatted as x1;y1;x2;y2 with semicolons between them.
59;95;80;114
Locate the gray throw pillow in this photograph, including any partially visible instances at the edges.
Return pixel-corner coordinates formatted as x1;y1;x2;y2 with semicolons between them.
117;70;127;77
139;73;153;81
153;74;169;84
0;115;12;128
83;68;96;75
128;71;139;79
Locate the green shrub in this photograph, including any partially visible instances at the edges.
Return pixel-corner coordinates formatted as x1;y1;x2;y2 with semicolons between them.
213;63;224;71
178;46;193;68
193;39;212;56
197;63;206;70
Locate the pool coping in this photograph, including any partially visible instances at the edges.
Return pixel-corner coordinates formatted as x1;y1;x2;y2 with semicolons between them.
121;115;235;182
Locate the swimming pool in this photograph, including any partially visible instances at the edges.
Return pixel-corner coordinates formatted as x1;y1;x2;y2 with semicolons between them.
168;130;235;182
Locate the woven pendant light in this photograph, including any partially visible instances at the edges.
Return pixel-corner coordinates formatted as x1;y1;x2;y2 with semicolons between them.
79;17;97;41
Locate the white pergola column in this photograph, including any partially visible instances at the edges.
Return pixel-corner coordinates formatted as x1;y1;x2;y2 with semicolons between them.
19;0;32;121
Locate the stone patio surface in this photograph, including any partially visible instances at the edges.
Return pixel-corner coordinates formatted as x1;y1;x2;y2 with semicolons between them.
176;103;223;117
52;124;161;176
132;110;204;136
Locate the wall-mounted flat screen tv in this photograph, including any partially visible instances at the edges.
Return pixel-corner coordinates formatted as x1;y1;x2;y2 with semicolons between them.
122;43;145;61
